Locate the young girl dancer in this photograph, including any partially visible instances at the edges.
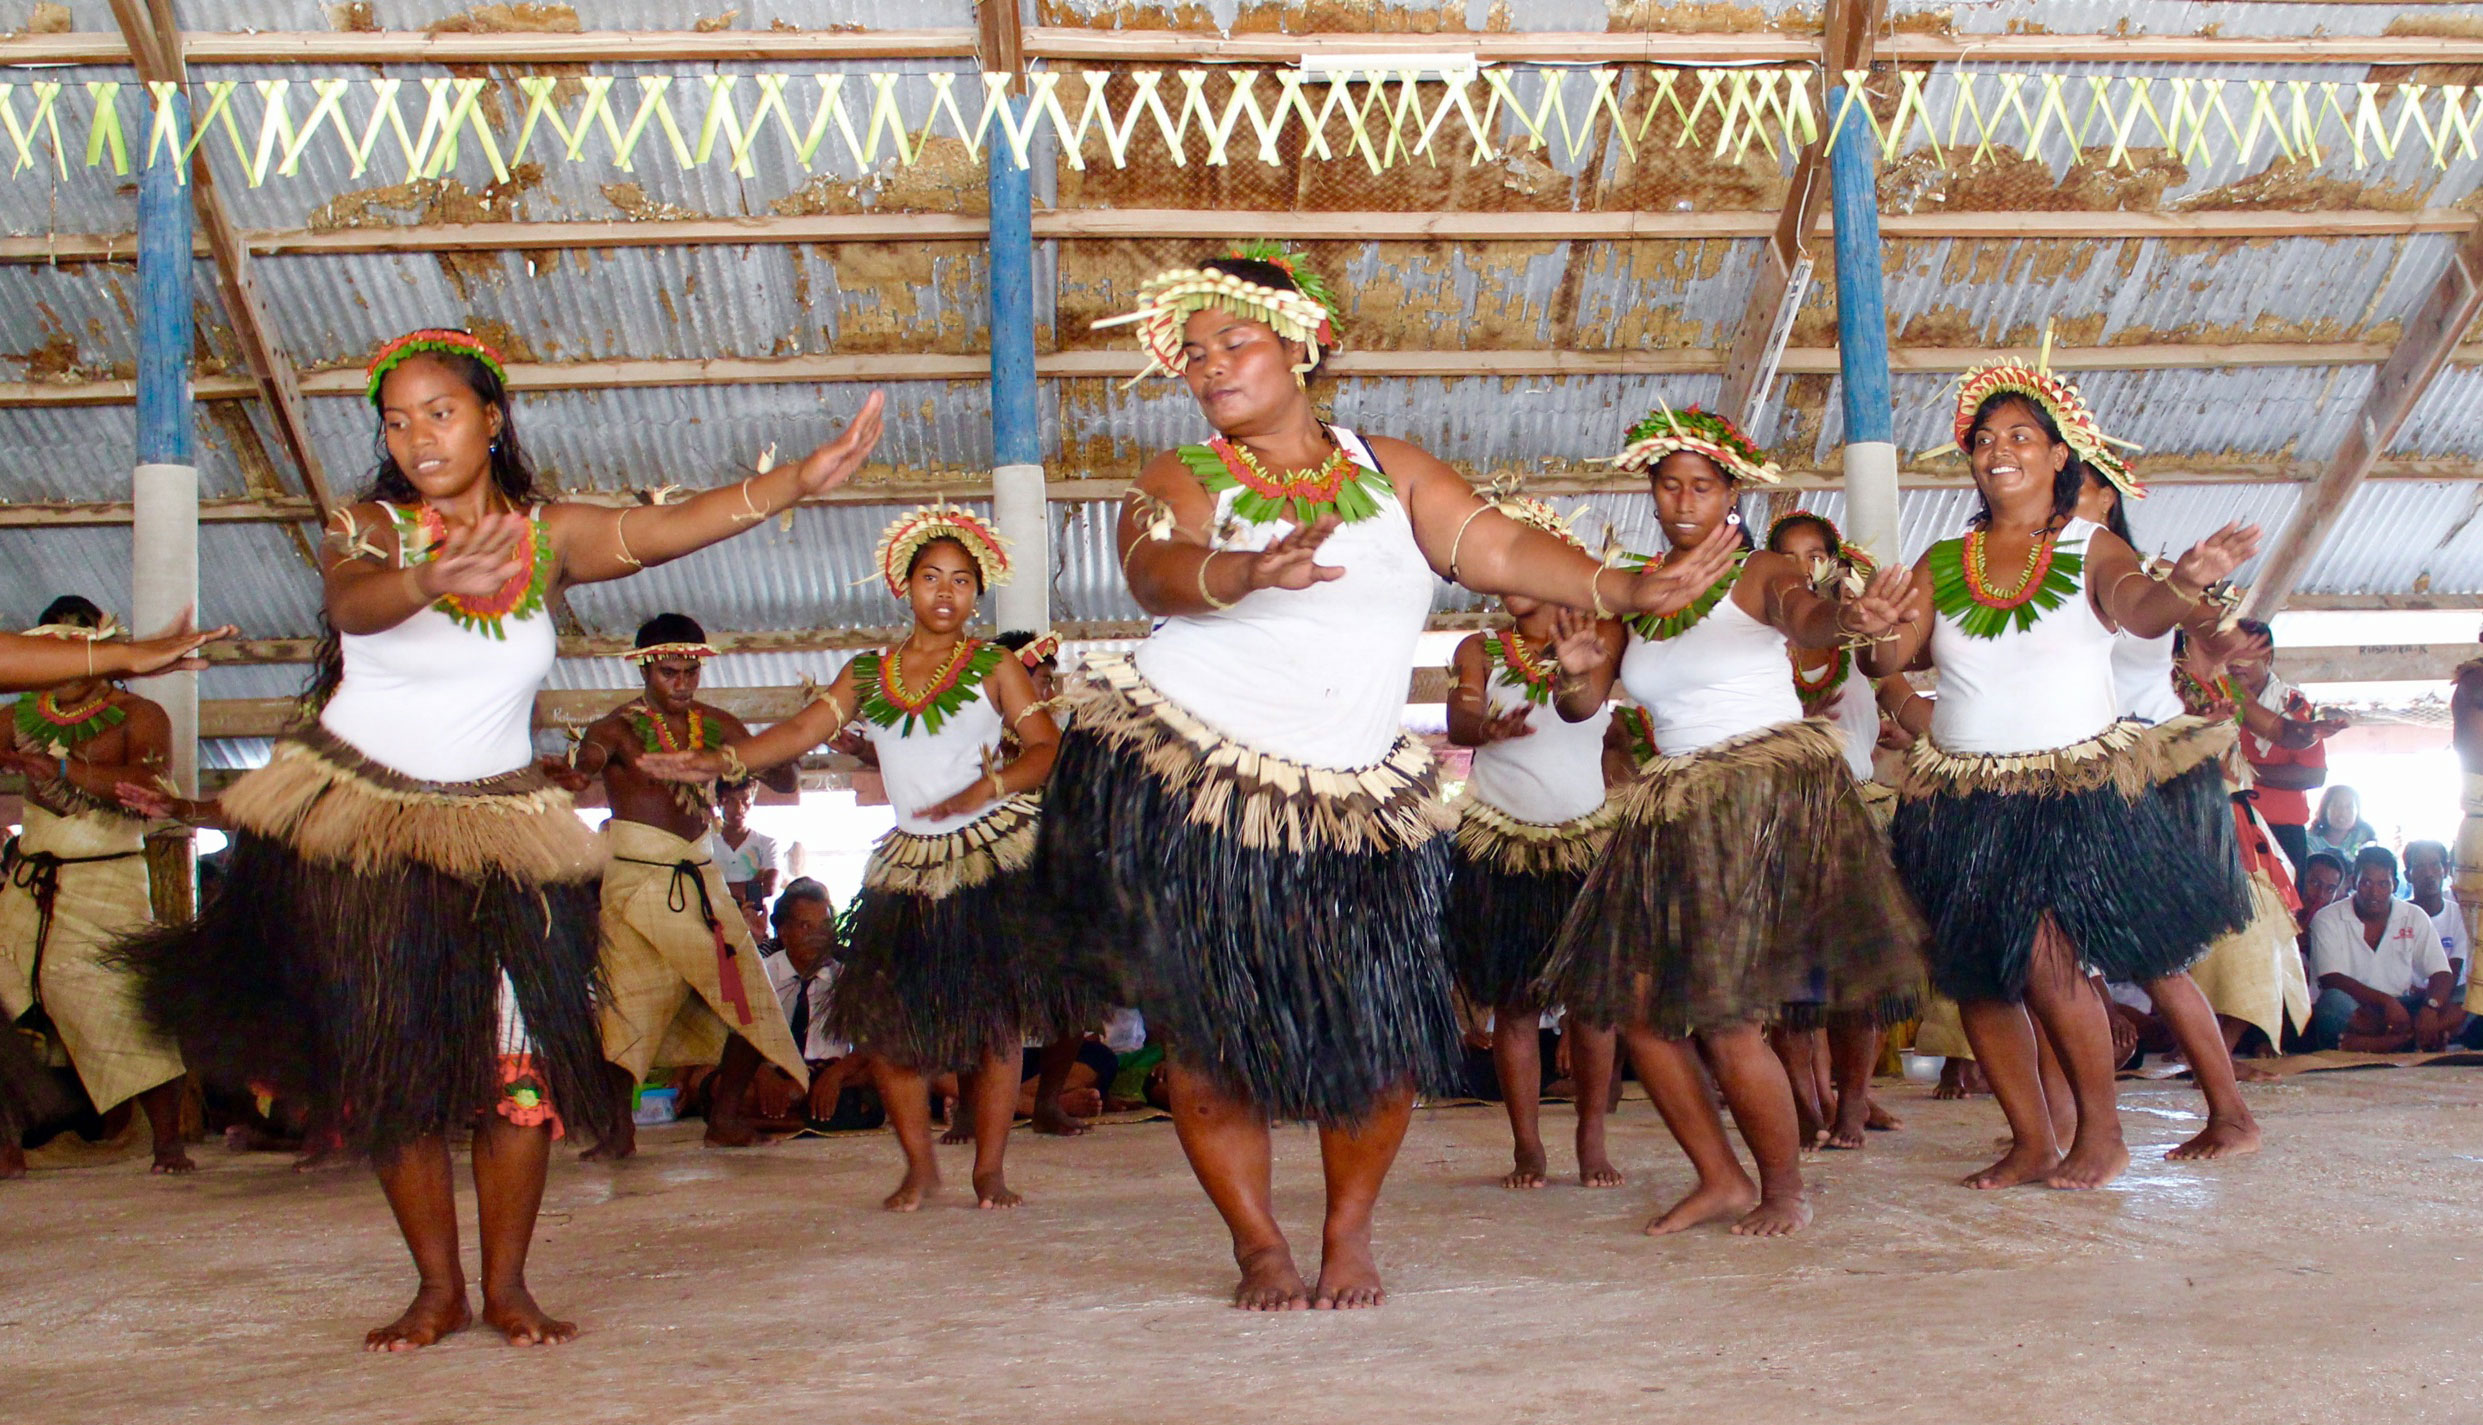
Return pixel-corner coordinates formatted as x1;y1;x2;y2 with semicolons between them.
1866;359;2257;1190
123;328;884;1347
1443;496;1623;1191
1540;407;1924;1237
643;503;1085;1211
1041;246;1738;1309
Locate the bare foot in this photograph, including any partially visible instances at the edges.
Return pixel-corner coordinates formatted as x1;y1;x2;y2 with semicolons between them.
883;1163;939;1211
1578;1155;1625;1189
1501;1142;1549;1190
1732;1189;1814;1237
2167;1113;2263;1161
580;1119;635;1161
1865;1097;1903;1131
1934;1060;1987;1100
0;1142;24;1180
364;1284;472;1352
1029;1100;1092;1137
1312;1233;1385;1309
1963;1141;2061;1190
293;1141;353;1173
2232;1059;2279;1084
2046;1134;2131;1190
1643;1175;1759;1236
482;1286;577;1347
973;1171;1022;1209
1232;1243;1310;1311
151;1146;199;1174
1825;1096;1870;1150
939;1120;973;1146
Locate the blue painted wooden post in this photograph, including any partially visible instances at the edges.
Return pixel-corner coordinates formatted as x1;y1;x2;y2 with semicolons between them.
986;97;1048;632
1828;79;1900;561
134;87;200;793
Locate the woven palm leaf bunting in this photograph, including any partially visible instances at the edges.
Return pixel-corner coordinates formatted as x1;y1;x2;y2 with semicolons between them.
1623;550;1748;642
14;692;125;751
1484;630;1560;706
1926;533;2085;639
1176;434;1390;527
853;640;1004;737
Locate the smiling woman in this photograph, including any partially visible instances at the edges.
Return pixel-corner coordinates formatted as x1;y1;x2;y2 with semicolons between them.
113;326;886;1354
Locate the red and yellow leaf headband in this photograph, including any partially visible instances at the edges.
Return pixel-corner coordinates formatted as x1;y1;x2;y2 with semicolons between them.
872;501;1013;597
1922;333;2144;501
1609;403;1781;486
1091;244;1342;384
366;329;509;402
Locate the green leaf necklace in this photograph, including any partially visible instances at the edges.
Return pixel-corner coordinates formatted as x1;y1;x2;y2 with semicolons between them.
1928;527;2085;639
855;639;1004;737
1176;427;1391;526
1625;550;1748;642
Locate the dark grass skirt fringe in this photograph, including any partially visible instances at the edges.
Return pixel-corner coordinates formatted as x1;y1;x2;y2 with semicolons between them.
830;863;1108;1075
113;831;615;1156
0;1025;66;1143
1035;725;1463;1126
1537;720;1926;1039
1444;851;1583;1009
1891;758;2251;1004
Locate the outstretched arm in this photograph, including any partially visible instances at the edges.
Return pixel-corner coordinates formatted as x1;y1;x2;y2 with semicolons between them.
1751;551;1920;651
2089;521;2260;641
548;391;886;586
709;708;800;796
1116;450;1351;616
1860;557;1938;678
0;613;233;692
639;662;864;782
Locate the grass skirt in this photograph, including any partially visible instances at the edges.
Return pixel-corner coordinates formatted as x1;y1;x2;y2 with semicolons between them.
1539;719;1926;1037
113;729;614;1155
1889;717;2252;1004
0;1023;66;1143
1033;653;1463;1125
1443;793;1612;1008
830;794;1108;1074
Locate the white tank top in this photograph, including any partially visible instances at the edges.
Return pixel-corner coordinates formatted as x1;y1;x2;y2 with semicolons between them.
1928;517;2121;754
2112;628;2184;726
1133;428;1436;770
1464;651;1613;826
1822;674;1880;782
1618;580;1803;756
319;505;554;783
863;651;1008;838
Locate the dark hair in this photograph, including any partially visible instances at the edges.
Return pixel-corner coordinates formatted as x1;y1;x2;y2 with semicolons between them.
2303;850;2347;882
2236;617;2274;652
1198;255;1327;378
306;342;553;715
905;535;983;591
2405;839;2450;869
2354;843;2398;883
1967;392;2084;530
635;612;707;650
37;595;107;628
2080;467;2135;546
1764;513;1838;556
993;629;1052;665
771;876;833;934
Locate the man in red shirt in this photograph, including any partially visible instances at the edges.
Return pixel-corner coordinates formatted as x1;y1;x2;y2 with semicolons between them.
2228;620;2341;877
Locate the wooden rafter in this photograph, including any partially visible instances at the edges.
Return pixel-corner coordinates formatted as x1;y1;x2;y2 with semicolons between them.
1719;0;1879;430
2243;222;2483;617
105;0;333;523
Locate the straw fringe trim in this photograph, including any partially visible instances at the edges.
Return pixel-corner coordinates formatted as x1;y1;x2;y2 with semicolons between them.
860;794;1040;900
1064;652;1454;855
1452;792;1619;877
220;727;604;885
1895;715;2234;802
1617;718;1849;823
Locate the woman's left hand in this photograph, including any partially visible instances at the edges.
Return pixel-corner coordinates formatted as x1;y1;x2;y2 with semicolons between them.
1623;523;1740;617
790;391;888;497
1837;562;1920;641
915;778;998;822
638;750;727;783
2169;522;2262;593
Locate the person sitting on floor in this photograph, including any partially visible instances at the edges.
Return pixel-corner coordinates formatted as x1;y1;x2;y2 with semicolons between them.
756;878;879;1128
2403;840;2464;986
2306;846;2462;1052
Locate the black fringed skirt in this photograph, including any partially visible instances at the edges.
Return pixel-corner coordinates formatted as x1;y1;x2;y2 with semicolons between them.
1539;719;1926;1038
112;729;616;1155
1034;654;1463;1126
1889;717;2253;1004
1443;793;1612;1008
830;794;1109;1074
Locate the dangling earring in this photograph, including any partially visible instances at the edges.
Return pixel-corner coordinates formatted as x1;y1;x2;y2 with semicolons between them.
1292;367;1308;390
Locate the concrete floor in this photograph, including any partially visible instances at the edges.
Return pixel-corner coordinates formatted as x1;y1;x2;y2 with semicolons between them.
7;1070;2482;1425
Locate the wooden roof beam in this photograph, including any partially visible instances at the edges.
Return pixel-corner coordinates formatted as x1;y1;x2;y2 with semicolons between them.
2244;222;2483;618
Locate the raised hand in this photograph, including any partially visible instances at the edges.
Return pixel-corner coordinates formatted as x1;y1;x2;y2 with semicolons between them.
637;749;726;784
1838;562;1921;641
415;511;529;600
1624;522;1739;617
126;606;238;677
1243;514;1346;593
535;754;591;794
115;781;176;819
2169;521;2261;592
1474;706;1534;745
791;390;888;497
1549;607;1613;675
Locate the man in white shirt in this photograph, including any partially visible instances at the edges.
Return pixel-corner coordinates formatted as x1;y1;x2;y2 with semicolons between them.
2307;845;2462;1052
2404;840;2465;985
708;780;779;910
753;879;876;1123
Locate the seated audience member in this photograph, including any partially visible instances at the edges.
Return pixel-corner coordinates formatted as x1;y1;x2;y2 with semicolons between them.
755;878;880;1128
2404;840;2465;985
2307;846;2462;1052
2297;852;2347;927
2307;785;2377;864
709;780;781;910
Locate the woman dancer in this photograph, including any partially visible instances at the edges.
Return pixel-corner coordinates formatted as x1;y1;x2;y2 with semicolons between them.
1539;408;1925;1237
1442;496;1624;1191
644;503;1081;1211
1043;246;1738;1310
1762;511;1909;1150
1865;359;2256;1190
121;328;884;1348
